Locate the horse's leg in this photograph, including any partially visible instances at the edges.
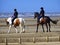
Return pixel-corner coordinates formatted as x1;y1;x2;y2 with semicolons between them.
22;25;25;33
14;26;18;33
22;19;25;33
36;24;39;32
8;25;11;33
48;23;51;32
19;24;22;33
21;20;25;33
42;24;45;32
45;23;48;32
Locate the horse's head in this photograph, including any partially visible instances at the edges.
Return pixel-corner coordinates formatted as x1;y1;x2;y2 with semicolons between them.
5;17;12;25
34;12;40;19
5;18;9;25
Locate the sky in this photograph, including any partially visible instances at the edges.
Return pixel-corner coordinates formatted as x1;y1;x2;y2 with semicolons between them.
0;0;60;13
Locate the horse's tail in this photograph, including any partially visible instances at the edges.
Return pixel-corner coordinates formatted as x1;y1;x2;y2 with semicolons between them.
50;19;58;24
47;16;59;24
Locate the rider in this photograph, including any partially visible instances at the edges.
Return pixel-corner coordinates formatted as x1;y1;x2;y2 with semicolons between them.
12;9;18;25
38;7;45;23
40;7;45;18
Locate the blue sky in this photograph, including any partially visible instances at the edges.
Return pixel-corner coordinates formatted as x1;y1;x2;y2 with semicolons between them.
0;0;60;13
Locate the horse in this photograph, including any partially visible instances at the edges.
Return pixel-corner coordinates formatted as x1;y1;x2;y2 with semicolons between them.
34;12;58;32
5;17;25;33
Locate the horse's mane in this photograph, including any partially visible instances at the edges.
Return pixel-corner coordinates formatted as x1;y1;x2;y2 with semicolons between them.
35;12;39;14
7;17;12;21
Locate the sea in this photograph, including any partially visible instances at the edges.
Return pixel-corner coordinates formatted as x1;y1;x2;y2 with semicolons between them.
0;13;60;18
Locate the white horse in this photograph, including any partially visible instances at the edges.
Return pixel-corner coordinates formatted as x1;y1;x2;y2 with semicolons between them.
5;17;25;33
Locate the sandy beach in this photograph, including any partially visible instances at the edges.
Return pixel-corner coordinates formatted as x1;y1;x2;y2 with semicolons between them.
0;16;60;45
0;16;60;33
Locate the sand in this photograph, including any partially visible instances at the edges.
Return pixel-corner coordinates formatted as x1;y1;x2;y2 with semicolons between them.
0;17;60;33
0;17;60;45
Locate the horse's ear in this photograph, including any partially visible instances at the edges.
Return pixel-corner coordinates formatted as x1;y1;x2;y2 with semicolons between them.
34;12;39;15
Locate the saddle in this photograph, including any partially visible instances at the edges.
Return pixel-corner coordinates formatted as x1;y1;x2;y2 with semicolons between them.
13;18;20;26
39;17;46;23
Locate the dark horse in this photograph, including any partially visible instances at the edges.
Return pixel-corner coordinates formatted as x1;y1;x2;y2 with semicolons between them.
34;12;58;32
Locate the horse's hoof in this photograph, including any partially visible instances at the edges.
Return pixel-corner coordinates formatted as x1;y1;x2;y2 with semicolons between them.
8;31;10;34
43;30;45;32
8;32;10;34
21;31;25;33
22;31;25;33
36;31;38;33
49;31;51;32
16;32;18;33
46;31;48;32
43;31;45;32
